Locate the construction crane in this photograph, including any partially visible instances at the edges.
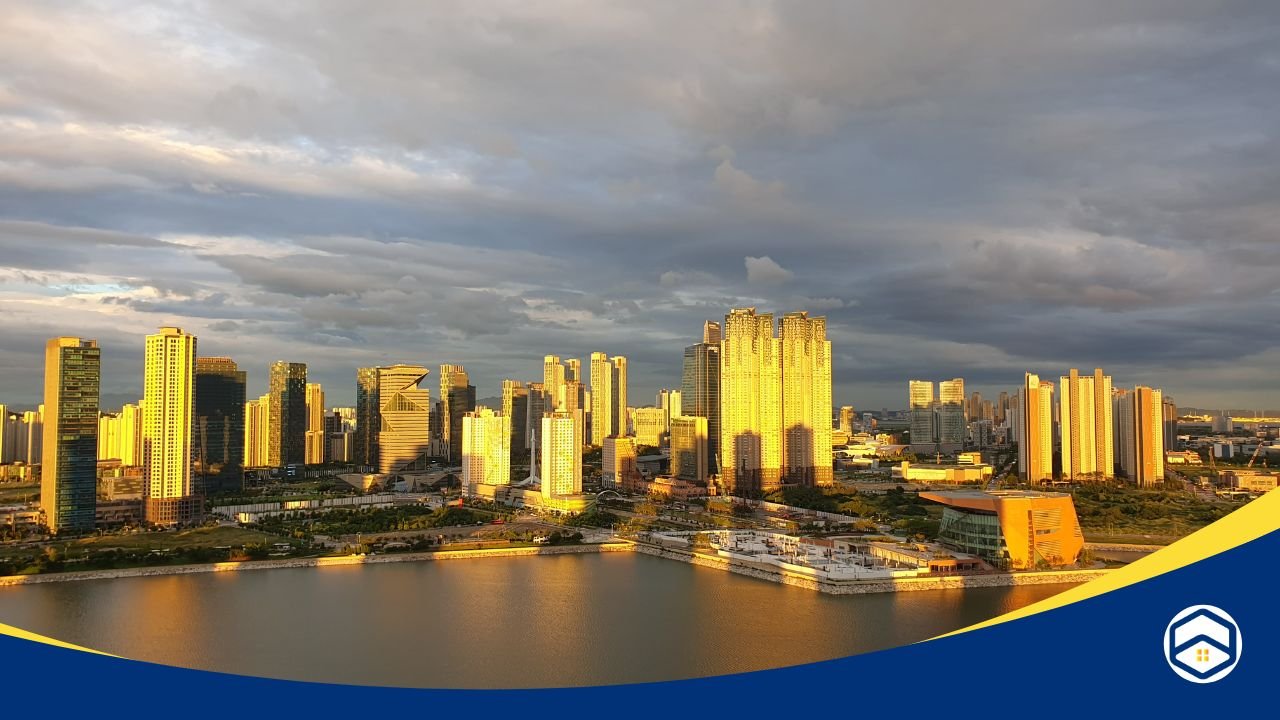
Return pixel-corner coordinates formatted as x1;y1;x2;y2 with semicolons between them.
1246;443;1266;468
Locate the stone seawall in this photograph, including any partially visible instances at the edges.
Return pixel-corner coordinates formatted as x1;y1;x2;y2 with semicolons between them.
0;543;634;587
629;543;1108;595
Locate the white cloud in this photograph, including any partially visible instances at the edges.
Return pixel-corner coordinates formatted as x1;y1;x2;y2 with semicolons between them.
744;256;793;285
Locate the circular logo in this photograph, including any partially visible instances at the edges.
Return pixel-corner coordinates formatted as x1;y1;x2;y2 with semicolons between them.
1164;605;1242;683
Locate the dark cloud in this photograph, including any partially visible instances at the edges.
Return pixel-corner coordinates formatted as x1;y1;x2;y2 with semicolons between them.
1;1;1278;410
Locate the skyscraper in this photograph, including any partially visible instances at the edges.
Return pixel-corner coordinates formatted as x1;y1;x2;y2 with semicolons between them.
143;327;201;526
355;367;381;469
1017;373;1054;484
268;361;307;467
669;415;708;484
610;356;628;438
41;337;99;533
501;379;529;460
602;435;637;489
461;407;511;493
937;378;966;446
719;307;781;496
305;382;326;465
439;364;475;462
839;405;855;434
379;365;432;475
194;357;246;495
1059;368;1114;481
703;320;721;345
526;381;545;451
244;394;270;468
634;406;665;447
1115;386;1165;487
543;356;565;412
1162;395;1179;452
908;380;936;448
681;333;720;475
541;410;582;499
779;311;833;486
589;352;614;444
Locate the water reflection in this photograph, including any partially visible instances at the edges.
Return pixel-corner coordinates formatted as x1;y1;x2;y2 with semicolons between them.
0;554;1074;688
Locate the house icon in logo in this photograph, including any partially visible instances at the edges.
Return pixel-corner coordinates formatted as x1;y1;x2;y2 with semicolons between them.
1164;605;1242;683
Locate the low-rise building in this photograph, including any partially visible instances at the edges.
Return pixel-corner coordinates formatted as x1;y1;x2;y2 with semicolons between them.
893;461;992;484
921;489;1084;570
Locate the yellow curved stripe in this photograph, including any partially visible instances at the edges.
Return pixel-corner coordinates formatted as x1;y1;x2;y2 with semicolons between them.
0;621;117;656
935;487;1280;639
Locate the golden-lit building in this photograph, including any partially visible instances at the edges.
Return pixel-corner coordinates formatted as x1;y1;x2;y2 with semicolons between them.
543;355;566;412
439;364;474;462
908;380;935;447
42;336;100;533
779;311;833;486
379;364;432;475
1114;385;1164;487
305;382;326;465
462;406;511;493
97;402;142;466
1017;373;1054;484
669;415;708;484
633;407;665;447
268;361;307;467
501;379;529;460
589;352;613;443
611;356;628;437
541;410;582;499
602;435;637;489
720;307;782;495
657;389;682;433
922;489;1084;570
243;394;271;468
937;378;965;446
142;327;201;526
839;405;855;434
1059;368;1114;481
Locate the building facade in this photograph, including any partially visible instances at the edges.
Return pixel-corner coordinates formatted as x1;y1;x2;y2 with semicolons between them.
923;489;1084;570
378;365;432;475
909;380;936;448
1017;373;1054;484
304;382;326;465
720;307;782;496
1058;368;1114;481
268;361;307;467
354;366;381;469
681;337;720;475
779;311;833;486
669;415;708;484
462;407;511;493
142;327;202;526
194;357;246;495
541;410;582;499
1115;386;1165;487
41;337;100;533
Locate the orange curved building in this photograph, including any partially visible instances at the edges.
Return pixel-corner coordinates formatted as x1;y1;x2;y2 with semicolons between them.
921;490;1084;570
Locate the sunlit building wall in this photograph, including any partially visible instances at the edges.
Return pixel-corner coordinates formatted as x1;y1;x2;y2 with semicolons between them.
41;336;99;533
720;307;781;495
543;355;565;412
634;407;665;447
938;378;966;446
439;364;475;462
1059;368;1114;481
142;327;201;526
304;382;326;465
681;337;720;474
1017;373;1054;484
657;389;682;433
589;352;614;443
379;365;432;475
462;407;511;492
243;394;271;468
670;415;708;484
839;405;855;435
909;380;936;446
602;435;637;489
779;311;833;487
268;361;307;467
541;410;582;499
1115;386;1165;487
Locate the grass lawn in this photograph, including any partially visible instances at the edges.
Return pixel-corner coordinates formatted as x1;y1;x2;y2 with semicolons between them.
74;526;285;552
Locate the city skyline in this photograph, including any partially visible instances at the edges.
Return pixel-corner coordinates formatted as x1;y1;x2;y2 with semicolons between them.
1;4;1278;412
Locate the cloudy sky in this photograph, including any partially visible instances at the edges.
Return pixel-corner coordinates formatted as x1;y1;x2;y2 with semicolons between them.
1;1;1278;411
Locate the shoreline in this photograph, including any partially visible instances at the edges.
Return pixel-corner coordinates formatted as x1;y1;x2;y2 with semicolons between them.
0;538;1106;594
0;542;633;587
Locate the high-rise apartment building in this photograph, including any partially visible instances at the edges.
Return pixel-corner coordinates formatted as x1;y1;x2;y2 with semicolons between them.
1059;368;1114;481
720;308;781;495
543;356;566;412
1017;373;1054;484
142;327;201;526
1115;386;1165;487
589;352;614;443
938;379;966;446
354;367;380;469
634;406;665;447
379;365;431;475
305;382;326;465
268;361;307;467
461;407;511;493
909;380;936;447
97;403;142;466
610;356;628;438
244;393;271;468
541;410;582;499
526;382;545;451
681;335;720;475
779;311;833;486
669;415;708;484
657;389;682;434
194;357;246;495
1162;395;1179;452
41;337;99;533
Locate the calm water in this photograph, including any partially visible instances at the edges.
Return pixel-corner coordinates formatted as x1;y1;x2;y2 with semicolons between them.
0;553;1072;688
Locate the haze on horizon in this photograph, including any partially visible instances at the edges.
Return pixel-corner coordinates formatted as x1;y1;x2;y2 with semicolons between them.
1;1;1277;411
